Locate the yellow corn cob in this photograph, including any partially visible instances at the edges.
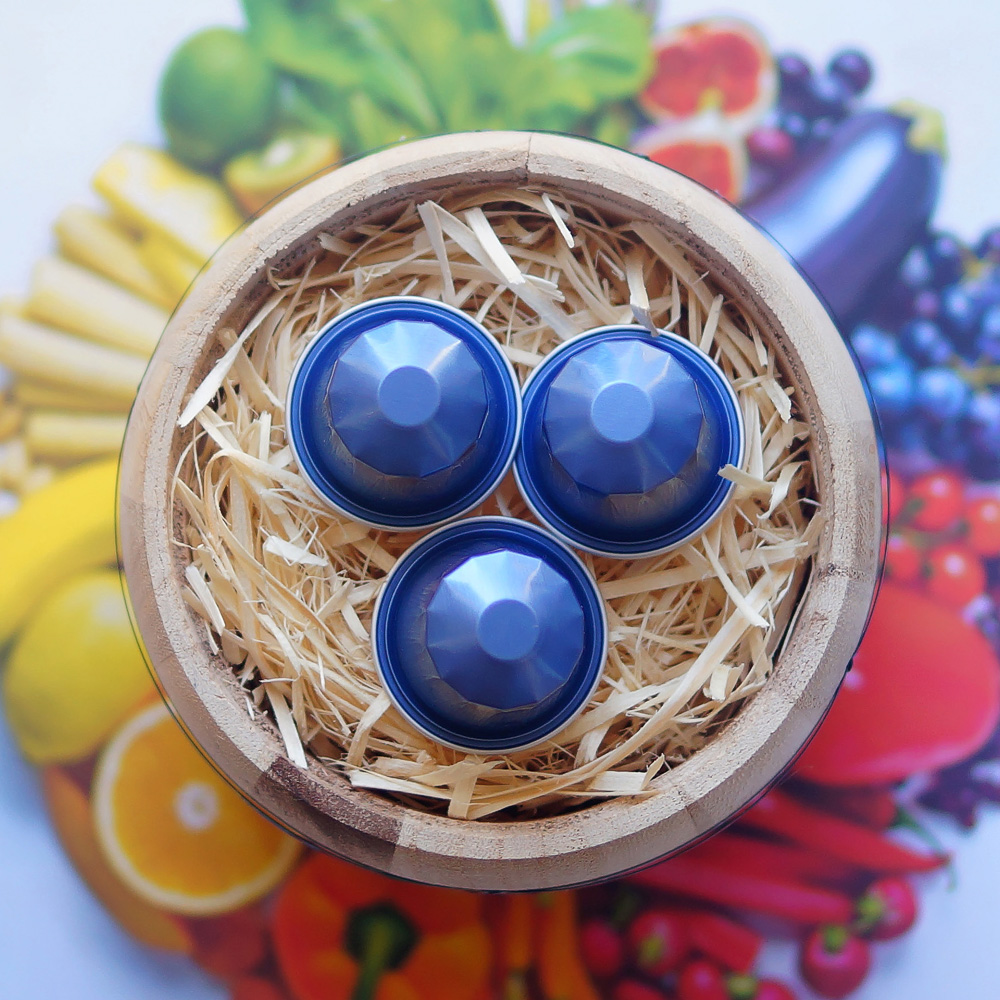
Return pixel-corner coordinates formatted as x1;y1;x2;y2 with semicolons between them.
139;230;201;303
26;257;166;357
14;378;133;414
0;312;146;406
93;144;243;263
0;438;28;490
25;411;128;462
53;205;173;309
0;400;23;441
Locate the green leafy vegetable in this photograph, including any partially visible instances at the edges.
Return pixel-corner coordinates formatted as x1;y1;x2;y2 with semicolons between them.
529;5;653;116
239;0;653;155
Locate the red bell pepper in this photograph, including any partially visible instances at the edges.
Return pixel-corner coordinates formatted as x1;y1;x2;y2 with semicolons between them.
796;582;1000;786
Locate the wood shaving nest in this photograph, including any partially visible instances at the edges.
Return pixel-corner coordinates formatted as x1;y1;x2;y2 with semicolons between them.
173;186;821;821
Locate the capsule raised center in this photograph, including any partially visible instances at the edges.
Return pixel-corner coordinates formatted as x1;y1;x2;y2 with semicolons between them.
476;598;540;662
377;365;441;428
590;381;655;444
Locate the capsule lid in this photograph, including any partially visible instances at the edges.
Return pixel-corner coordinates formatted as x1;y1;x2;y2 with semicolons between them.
287;297;521;530
373;517;607;753
514;327;745;556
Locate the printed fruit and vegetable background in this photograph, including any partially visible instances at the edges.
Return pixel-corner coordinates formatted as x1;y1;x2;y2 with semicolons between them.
2;0;999;997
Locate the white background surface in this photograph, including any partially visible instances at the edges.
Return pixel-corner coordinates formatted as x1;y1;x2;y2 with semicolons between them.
1;2;999;997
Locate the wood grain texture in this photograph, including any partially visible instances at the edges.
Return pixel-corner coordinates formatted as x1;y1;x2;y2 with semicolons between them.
119;132;882;891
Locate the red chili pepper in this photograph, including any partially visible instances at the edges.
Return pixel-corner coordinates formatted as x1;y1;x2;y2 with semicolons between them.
796;582;1000;786
693;831;858;886
687;910;762;973
740;789;945;873
786;785;898;831
629;855;853;925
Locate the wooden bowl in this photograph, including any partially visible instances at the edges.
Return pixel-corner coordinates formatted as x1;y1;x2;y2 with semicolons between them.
120;132;882;891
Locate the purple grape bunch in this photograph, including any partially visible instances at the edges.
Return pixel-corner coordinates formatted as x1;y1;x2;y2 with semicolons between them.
849;228;1000;481
745;48;874;194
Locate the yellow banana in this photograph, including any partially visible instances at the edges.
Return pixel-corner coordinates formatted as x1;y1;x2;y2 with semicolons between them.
0;456;119;644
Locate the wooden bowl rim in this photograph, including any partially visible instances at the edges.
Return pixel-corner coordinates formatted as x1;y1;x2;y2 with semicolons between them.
120;131;882;891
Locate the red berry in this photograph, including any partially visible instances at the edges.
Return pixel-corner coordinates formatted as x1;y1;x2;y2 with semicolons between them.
799;926;871;999
857;876;918;940
909;470;965;532
581;918;625;979
755;981;797;1000
678;959;729;1000
925;544;986;607
885;533;922;584
614;981;670;1000
628;909;690;975
964;495;1000;556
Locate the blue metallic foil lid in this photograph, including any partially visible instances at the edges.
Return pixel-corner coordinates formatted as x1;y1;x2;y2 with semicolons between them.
373;517;607;753
514;327;745;557
286;297;521;530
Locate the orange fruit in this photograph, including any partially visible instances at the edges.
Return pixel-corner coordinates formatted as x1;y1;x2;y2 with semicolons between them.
42;766;194;953
93;701;301;916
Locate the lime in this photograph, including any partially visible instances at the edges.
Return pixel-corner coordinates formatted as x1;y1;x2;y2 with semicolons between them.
159;27;280;170
3;570;156;764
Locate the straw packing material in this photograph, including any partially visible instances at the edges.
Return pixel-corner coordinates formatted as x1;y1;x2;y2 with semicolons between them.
172;187;820;820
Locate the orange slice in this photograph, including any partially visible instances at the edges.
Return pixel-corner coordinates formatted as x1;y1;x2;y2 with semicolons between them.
42;766;194;953
93;701;301;916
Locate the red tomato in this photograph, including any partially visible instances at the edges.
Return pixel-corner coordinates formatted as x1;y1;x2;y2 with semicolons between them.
924;544;986;608
885;468;908;527
858;876;918;941
628;909;690;975
964;496;1000;556
796;582;1000;785
908;470;965;531
799;928;870;999
678;959;729;1000
581;918;625;979
884;533;922;585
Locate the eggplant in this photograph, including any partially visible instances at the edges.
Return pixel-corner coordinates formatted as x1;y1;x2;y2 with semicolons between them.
744;107;944;329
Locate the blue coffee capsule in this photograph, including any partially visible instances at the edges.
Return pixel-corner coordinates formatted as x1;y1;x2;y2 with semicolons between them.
286;297;521;529
515;327;745;557
373;517;607;753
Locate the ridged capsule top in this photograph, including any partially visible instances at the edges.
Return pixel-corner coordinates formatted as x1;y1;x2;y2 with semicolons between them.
515;327;745;556
286;297;521;529
373;517;607;753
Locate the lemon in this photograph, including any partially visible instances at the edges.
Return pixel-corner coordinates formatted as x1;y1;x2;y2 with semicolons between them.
3;570;156;764
159;28;280;170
